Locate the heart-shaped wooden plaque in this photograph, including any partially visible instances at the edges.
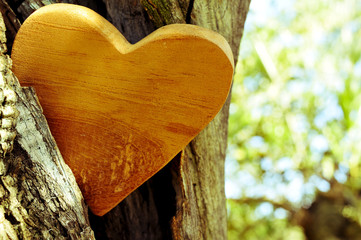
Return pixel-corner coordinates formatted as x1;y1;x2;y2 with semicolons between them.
12;4;233;216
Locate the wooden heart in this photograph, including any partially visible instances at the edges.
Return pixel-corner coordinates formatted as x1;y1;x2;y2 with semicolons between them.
12;4;233;216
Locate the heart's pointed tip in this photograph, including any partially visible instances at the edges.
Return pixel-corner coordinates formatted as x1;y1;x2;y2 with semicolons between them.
12;3;235;215
88;201;119;216
91;209;108;217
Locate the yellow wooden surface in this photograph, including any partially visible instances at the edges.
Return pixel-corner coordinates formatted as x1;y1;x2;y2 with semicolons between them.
11;3;234;216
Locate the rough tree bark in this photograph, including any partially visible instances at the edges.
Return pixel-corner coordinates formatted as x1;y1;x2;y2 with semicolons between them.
0;0;250;239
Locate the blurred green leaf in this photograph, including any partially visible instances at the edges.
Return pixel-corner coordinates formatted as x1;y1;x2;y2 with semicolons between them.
227;0;361;239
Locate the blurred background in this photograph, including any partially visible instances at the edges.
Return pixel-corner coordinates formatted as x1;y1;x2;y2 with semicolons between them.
226;0;361;239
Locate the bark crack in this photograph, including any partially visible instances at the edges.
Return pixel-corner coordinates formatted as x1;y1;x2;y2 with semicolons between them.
185;0;193;23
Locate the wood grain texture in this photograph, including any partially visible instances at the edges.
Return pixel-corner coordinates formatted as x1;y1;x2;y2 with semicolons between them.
0;10;94;238
169;1;252;238
11;3;233;216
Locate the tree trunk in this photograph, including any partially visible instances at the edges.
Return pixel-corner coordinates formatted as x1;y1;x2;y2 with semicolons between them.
0;0;250;239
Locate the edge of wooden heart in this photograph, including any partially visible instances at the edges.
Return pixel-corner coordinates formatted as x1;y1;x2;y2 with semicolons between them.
18;3;235;216
24;3;234;69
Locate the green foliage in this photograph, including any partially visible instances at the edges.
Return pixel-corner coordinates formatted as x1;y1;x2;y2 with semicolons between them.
227;0;361;239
